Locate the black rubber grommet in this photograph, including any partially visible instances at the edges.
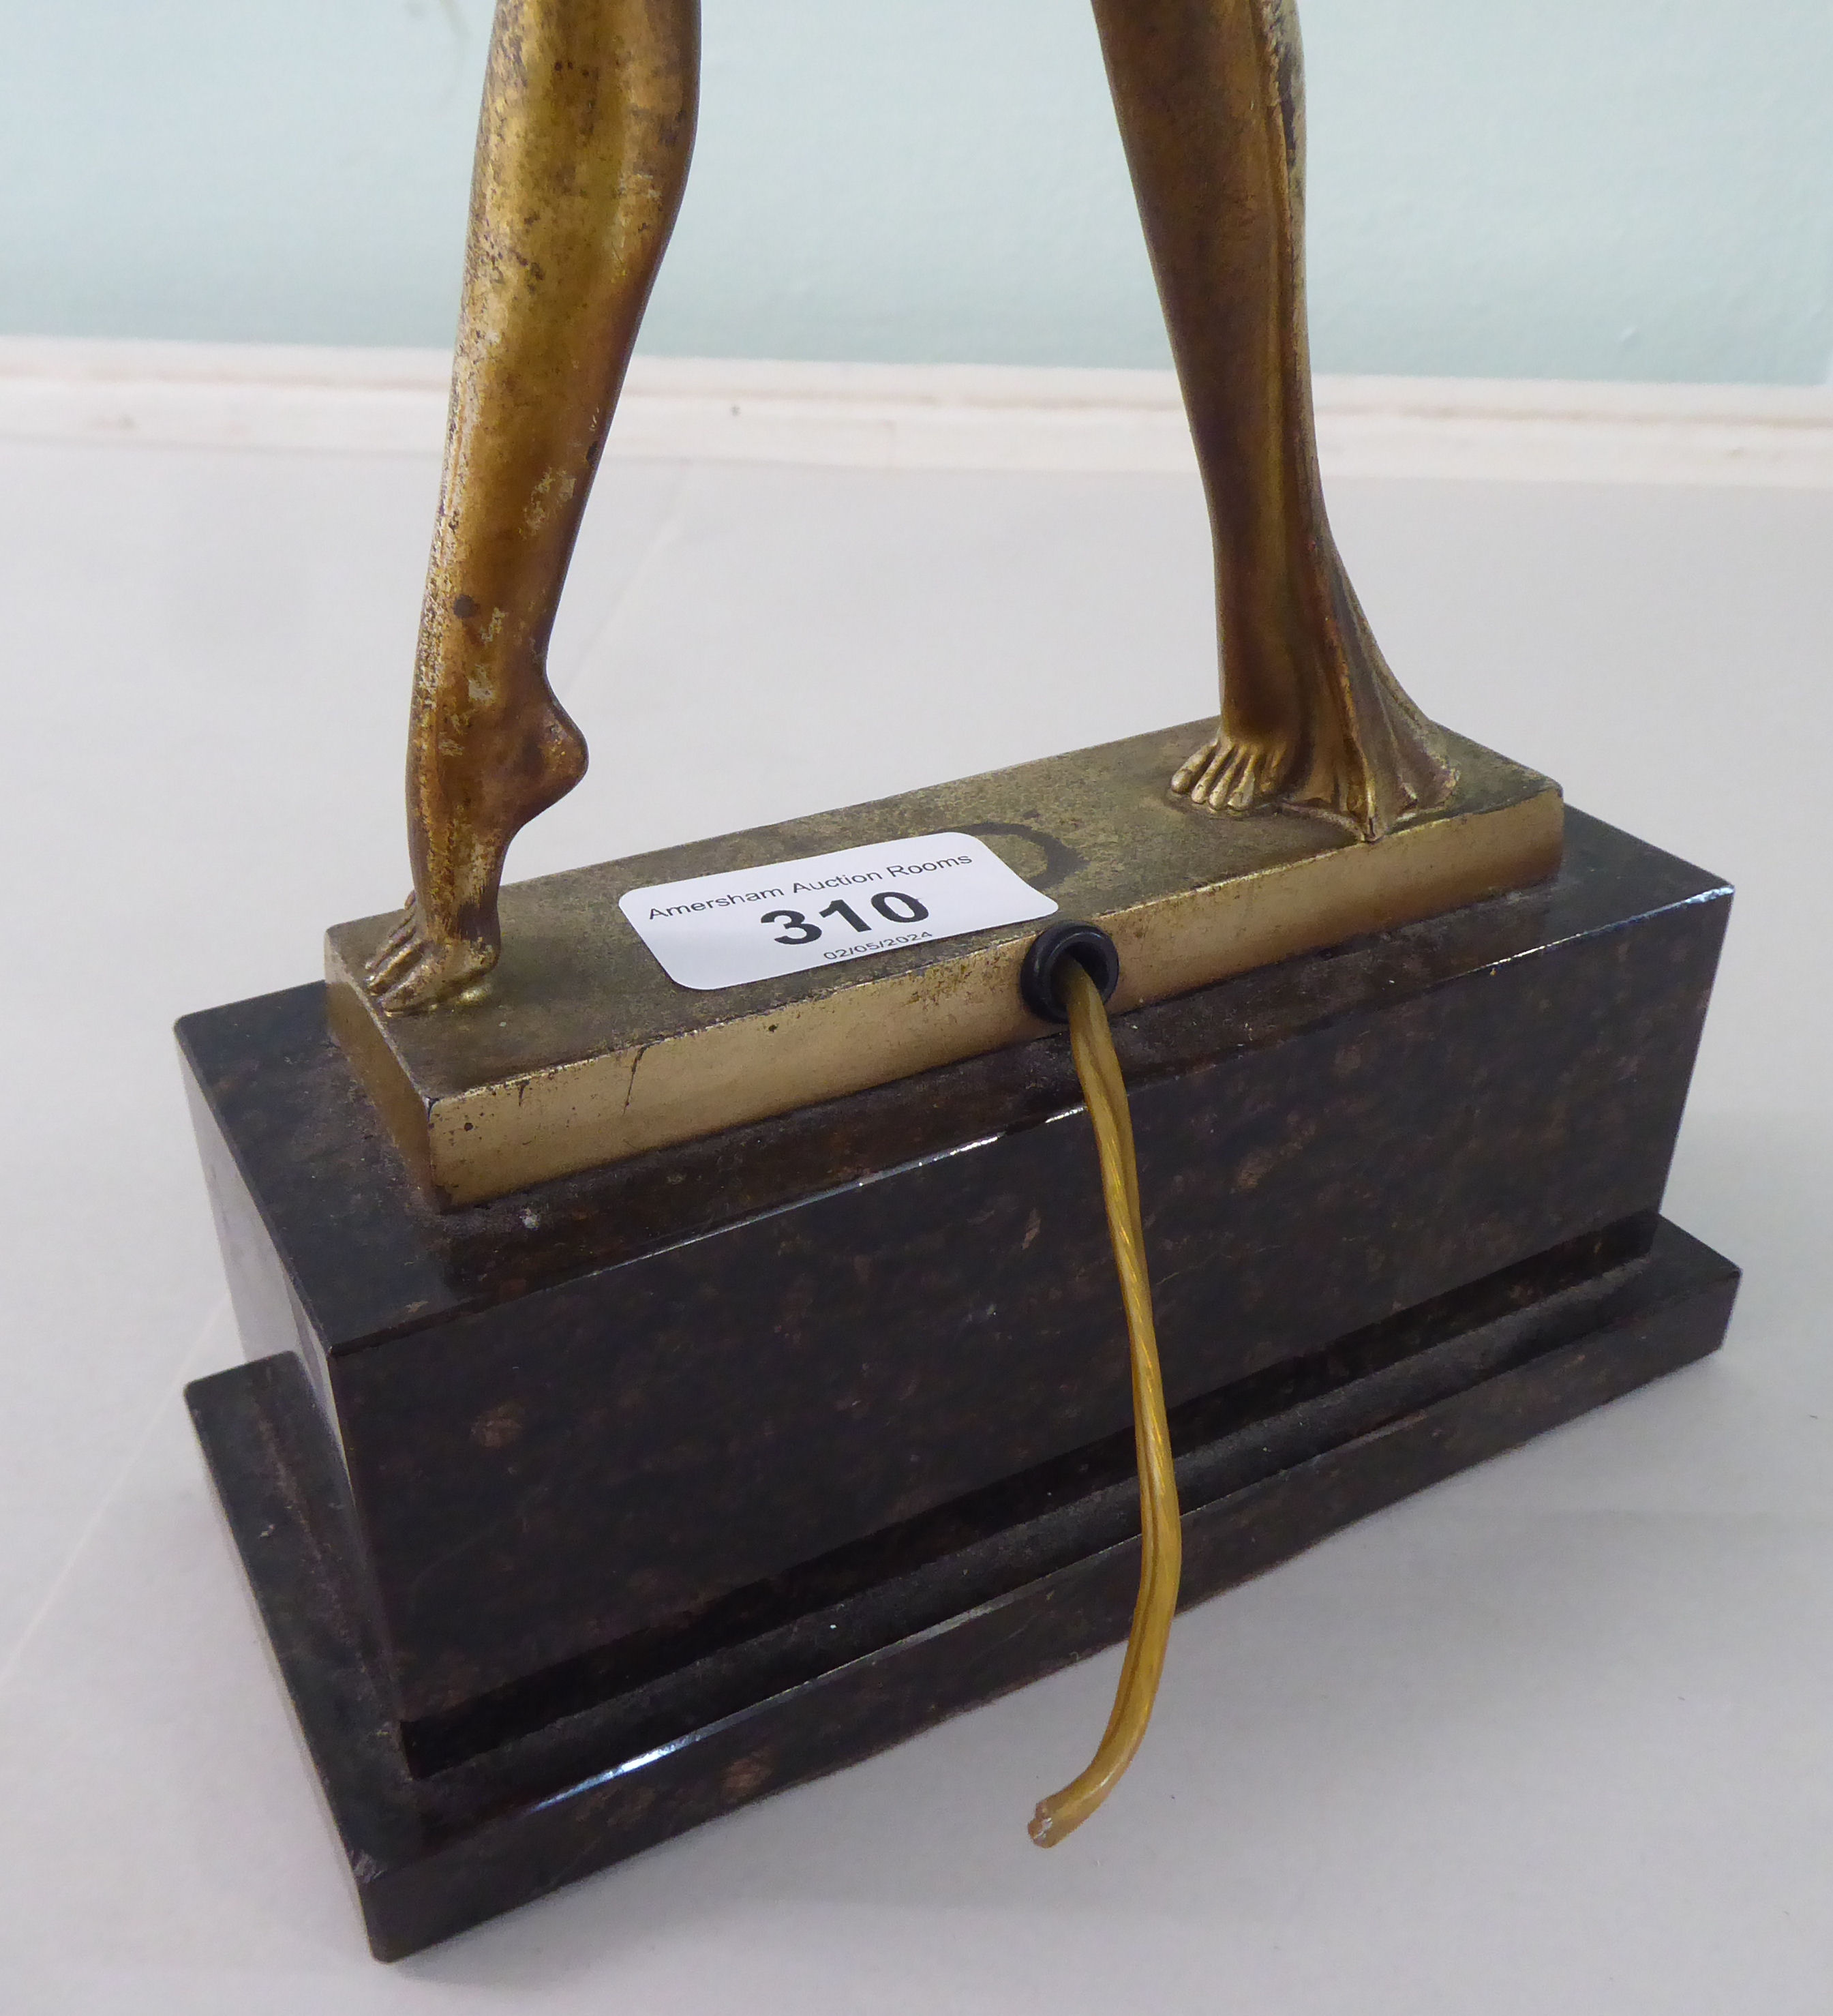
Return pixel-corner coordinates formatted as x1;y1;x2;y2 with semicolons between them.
1020;921;1121;1025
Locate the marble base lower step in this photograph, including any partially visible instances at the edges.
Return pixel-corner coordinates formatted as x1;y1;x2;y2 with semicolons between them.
186;1216;1735;1960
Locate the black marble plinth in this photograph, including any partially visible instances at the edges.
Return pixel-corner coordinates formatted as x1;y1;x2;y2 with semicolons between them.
179;810;1735;1955
190;1218;1736;1959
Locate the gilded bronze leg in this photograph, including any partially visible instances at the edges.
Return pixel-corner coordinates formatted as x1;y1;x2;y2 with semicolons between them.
367;0;699;1014
1091;0;1453;837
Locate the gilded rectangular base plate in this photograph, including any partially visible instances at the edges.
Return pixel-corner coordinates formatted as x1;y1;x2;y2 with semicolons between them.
326;721;1562;1207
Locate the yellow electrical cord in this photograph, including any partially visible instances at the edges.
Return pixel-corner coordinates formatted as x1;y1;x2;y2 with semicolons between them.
1029;959;1183;1848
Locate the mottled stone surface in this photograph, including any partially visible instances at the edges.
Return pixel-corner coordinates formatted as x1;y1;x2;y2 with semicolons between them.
178;811;1729;1734
187;1219;1737;1960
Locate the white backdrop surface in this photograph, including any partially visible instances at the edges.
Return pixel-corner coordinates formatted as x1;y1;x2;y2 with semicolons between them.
0;373;1830;2011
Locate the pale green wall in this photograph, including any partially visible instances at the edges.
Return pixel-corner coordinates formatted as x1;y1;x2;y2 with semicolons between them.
4;0;1830;383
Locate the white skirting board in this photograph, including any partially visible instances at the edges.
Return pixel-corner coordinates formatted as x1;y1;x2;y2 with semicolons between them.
2;337;1830;490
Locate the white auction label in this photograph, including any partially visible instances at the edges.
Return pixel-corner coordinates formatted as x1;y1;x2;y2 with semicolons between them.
620;831;1059;991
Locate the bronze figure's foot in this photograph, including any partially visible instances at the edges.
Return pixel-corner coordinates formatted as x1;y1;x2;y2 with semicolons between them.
363;897;498;1016
365;694;588;1015
1170;691;1455;839
1172;728;1304;815
1169;695;1455;837
1171;556;1457;839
